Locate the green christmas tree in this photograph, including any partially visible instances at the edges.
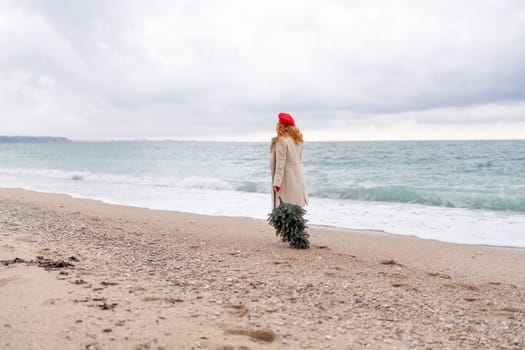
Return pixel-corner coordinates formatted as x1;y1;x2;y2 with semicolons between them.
268;197;310;249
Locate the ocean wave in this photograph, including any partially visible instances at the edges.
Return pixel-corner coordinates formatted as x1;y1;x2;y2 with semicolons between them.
3;167;522;212
235;181;269;194
0;167;243;193
310;185;525;212
0;167;149;186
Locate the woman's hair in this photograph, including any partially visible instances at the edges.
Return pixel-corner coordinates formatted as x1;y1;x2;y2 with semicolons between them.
272;123;304;145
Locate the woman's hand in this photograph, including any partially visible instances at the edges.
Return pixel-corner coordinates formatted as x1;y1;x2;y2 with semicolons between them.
274;186;280;192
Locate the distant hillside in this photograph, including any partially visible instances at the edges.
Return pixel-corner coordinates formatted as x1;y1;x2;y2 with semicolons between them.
0;136;72;143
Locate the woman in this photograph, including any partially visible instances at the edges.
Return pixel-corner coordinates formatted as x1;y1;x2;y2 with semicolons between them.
270;112;308;209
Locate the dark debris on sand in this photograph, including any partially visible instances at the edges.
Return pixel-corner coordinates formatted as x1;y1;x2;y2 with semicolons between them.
1;256;76;270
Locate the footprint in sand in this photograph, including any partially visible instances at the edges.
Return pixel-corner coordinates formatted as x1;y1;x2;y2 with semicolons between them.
224;328;277;343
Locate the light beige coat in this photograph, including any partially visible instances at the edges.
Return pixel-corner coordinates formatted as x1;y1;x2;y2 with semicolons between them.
270;136;308;208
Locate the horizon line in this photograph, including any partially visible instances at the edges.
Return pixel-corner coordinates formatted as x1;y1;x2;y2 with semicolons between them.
2;135;525;143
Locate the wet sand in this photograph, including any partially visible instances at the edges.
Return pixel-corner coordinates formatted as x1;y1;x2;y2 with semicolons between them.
1;188;524;349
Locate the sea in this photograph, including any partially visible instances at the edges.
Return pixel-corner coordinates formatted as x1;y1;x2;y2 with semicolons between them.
1;140;524;248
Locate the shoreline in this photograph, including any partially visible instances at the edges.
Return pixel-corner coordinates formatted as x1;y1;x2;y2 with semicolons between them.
4;186;525;250
1;188;525;349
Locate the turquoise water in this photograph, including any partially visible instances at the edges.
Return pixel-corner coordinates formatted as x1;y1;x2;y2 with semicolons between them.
306;140;525;212
1;140;524;246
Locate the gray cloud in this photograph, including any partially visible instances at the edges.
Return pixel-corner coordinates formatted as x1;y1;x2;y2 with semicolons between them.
1;0;525;140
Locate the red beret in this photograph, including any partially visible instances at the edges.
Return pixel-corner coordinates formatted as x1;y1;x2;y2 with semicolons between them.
278;112;295;126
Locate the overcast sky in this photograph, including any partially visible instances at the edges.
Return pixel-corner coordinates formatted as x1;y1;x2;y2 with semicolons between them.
1;0;525;141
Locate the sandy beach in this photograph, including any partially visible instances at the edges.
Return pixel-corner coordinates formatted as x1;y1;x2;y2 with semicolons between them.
1;188;524;349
